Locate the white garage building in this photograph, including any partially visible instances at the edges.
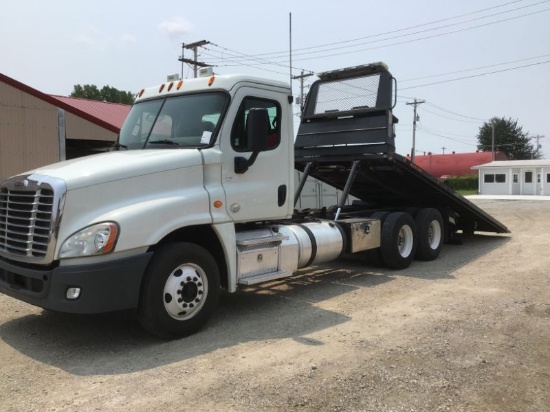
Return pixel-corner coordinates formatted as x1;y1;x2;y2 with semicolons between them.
472;160;550;196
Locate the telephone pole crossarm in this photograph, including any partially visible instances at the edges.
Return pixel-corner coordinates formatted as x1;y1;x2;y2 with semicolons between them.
406;98;425;163
178;40;211;78
292;70;314;115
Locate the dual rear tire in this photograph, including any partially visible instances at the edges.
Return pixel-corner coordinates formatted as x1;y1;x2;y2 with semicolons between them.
378;208;444;269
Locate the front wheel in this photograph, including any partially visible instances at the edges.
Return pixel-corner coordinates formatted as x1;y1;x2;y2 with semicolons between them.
138;243;220;339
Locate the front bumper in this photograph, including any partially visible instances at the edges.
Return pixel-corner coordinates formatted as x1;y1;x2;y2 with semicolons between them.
0;253;153;314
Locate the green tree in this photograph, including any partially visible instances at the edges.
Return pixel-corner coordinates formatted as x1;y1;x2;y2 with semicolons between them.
477;117;538;160
70;84;135;104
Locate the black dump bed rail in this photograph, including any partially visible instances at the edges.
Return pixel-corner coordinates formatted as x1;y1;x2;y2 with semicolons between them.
294;63;509;234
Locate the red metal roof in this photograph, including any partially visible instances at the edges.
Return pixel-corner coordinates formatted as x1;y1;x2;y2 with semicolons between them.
50;95;131;130
407;151;508;178
0;72;130;133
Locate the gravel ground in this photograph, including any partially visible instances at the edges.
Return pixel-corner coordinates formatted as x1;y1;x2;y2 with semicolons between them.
0;199;549;411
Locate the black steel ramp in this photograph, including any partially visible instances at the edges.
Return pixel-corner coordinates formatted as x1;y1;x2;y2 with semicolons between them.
295;154;509;234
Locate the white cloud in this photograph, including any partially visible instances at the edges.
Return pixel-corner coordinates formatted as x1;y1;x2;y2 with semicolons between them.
120;33;137;44
73;26;102;46
74;33;96;46
73;27;136;50
157;16;194;39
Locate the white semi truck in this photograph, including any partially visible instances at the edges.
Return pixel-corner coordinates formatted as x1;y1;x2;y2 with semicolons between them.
0;63;508;338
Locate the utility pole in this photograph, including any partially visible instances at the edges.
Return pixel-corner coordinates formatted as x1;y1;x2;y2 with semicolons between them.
406;98;425;163
491;122;495;161
442;146;446;155
533;134;544;158
292;70;313;116
179;40;211;78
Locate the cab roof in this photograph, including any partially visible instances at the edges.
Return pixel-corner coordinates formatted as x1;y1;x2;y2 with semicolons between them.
135;74;290;102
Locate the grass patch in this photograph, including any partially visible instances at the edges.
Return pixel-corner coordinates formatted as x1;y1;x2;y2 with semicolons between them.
456;189;478;196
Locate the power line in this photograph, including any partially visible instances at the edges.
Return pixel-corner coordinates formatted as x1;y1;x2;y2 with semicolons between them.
207;0;537;62
417;127;478;146
418;125;478;140
419;107;485;124
288;6;550;64
208;2;550;66
400;60;550;90
400;53;550;83
205;43;311;73
424;102;487;121
201;47;290;76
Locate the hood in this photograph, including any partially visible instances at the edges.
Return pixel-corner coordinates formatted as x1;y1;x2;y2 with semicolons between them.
28;150;203;190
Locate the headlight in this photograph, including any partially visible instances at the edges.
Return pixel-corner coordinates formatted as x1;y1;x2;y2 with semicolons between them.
60;222;119;258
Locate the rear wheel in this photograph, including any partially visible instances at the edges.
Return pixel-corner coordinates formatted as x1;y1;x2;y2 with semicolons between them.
138;243;220;339
380;212;417;269
415;208;443;261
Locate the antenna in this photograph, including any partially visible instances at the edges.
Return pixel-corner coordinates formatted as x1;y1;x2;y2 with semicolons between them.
289;12;293;95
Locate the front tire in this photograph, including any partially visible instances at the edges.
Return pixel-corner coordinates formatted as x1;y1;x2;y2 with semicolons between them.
138;243;220;339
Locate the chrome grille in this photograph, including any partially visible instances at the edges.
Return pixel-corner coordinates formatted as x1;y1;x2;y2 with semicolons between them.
0;187;54;257
0;175;65;264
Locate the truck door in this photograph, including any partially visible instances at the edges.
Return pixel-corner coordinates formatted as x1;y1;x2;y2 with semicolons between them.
220;88;292;222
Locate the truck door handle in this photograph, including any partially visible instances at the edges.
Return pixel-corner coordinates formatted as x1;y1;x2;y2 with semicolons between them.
278;185;287;206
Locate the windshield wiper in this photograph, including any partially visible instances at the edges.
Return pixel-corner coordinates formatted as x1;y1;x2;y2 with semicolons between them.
111;143;128;151
147;139;180;148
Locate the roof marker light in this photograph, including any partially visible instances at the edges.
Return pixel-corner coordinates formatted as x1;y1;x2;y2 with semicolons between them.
208;76;215;86
177;80;183;90
167;82;174;92
159;84;165;93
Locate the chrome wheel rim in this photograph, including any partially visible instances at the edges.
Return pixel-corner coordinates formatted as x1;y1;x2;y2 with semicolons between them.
398;225;414;258
163;263;208;320
428;220;442;250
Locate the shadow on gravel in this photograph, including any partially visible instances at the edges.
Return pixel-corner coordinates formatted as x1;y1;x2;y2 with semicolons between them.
0;286;351;376
0;233;510;376
389;234;512;280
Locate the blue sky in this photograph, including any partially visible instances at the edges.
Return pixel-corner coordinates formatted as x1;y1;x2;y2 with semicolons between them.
2;0;549;156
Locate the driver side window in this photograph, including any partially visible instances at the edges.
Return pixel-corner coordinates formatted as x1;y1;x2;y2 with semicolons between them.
231;97;281;152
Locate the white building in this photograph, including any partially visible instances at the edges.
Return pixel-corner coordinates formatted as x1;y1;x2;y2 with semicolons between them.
472;160;550;196
295;171;358;209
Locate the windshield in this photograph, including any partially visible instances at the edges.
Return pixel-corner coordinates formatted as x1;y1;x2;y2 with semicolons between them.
118;92;229;150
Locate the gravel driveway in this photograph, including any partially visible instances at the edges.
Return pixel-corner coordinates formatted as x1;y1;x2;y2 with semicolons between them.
1;198;548;411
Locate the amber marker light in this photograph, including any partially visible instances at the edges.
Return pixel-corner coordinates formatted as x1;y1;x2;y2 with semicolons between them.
208;75;215;86
213;200;223;208
177;80;183;90
159;84;165;93
102;224;119;254
167;82;174;91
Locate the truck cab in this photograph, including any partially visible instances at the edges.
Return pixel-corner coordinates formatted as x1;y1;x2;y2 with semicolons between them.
0;72;297;336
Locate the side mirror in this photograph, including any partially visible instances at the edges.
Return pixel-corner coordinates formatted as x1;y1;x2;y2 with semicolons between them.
235;108;270;174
